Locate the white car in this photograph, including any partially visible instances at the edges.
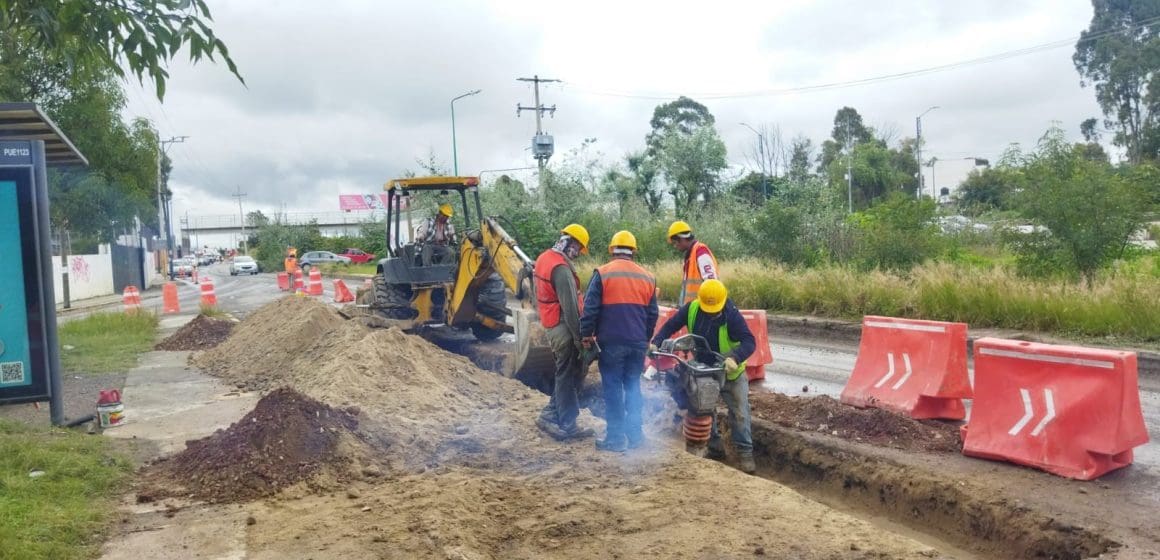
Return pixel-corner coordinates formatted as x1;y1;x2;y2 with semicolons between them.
230;255;260;275
172;258;195;277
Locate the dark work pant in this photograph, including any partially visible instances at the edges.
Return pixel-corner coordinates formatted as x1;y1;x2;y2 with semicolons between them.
543;324;583;429
599;343;647;444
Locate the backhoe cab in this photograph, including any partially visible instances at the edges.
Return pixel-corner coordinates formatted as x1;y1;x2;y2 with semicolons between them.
373;176;536;342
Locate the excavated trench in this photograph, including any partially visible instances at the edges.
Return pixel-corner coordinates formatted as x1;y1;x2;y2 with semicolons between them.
406;326;1118;559
744;419;1118;560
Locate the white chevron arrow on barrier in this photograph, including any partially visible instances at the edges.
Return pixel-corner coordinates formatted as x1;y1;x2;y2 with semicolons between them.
1008;388;1056;437
873;352;913;390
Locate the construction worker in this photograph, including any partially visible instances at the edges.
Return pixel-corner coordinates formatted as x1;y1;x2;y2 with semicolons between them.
283;247;298;274
417;203;458;265
651;279;757;473
533;224;595;441
667;221;719;304
580;231;658;452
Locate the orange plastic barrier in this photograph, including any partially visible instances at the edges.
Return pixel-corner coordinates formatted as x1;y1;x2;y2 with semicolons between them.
199;275;217;307
839;316;971;419
293;270;305;294
333;279;355;303
739;310;771;382
162;282;180;314
962;338;1149;480
122;285;141;313
307;268;324;296
277;272;290;291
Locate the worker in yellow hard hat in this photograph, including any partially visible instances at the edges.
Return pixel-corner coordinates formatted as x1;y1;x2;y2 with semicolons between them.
579;231;658;452
417;203;458;265
533;223;594;441
651;279;756;473
667;220;719;305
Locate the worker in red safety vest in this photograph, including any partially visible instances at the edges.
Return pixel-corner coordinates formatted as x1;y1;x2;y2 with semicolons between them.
533;223;595;441
580;231;658;453
667;220;719;304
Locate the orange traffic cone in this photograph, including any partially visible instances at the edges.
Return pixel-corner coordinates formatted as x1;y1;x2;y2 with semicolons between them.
122;285;141;313
333;279;355;303
307;268;324;296
277;272;290;291
199;275;217;308
293;269;305;294
162;282;180;314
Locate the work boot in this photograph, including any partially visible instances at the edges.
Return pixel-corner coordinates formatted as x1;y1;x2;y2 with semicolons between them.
596;437;627;453
627;434;646;450
738;452;757;474
706;441;726;460
557;423;595;441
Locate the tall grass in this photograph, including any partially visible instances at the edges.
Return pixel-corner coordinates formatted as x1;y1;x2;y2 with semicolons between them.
58;312;159;374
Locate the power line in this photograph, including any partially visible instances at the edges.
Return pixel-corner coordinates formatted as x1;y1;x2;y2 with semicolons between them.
560;14;1160;101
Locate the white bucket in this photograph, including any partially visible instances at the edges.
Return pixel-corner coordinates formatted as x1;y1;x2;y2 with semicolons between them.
97;402;126;428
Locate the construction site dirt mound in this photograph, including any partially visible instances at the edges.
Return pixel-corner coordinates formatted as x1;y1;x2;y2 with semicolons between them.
192;296;344;389
139;388;361;504
750;392;962;453
154;314;235;351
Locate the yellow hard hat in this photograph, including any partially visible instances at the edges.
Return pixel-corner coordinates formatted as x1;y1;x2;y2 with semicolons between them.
697;279;727;314
560;223;590;254
438;203;454;217
667;220;693;240
608;230;638;253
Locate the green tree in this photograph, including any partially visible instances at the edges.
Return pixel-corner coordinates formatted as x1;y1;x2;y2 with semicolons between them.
1;0;242;98
825;140;913;209
658;126;728;218
1073;0;1160;163
954;166;1019;215
645;96;715;156
818;107;874;172
787;135;814;184
1013;126;1151;283
850;192;943;270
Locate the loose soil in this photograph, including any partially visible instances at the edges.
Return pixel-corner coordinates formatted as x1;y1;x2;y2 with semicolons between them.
138;388;362;503
154;314;235;351
161;297;941;558
750;392;963;453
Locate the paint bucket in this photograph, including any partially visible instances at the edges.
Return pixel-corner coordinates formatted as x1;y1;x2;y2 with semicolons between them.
97;389;126;428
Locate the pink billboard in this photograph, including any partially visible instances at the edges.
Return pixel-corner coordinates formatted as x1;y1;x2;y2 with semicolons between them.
339;194;393;211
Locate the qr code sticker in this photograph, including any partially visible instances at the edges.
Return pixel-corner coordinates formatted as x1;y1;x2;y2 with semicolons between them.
1;361;24;384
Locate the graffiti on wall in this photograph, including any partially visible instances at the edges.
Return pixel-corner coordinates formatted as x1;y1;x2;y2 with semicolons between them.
70;256;90;283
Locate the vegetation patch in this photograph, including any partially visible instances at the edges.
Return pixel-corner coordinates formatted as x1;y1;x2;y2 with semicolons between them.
59;312;159;375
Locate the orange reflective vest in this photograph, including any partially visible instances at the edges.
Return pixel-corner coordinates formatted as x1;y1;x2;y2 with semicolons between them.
534;249;580;329
681;240;718;304
598;258;656;308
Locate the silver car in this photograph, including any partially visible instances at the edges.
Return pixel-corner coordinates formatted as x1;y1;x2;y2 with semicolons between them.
299;251;351;271
230;255;260;275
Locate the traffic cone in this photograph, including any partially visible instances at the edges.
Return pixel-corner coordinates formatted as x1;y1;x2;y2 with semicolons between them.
333;279;355;303
277;272;290;291
122;285;141;313
293;269;305;294
162;282;180;314
199;275;217;308
307;268;324;296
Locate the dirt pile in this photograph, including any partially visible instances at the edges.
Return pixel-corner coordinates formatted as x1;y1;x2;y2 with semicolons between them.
155;314;235;351
140;388;361;503
192;296;344;389
750;392;962;453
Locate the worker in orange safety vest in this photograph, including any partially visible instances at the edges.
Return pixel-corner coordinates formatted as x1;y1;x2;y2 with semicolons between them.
667;221;719;304
532;223;595;441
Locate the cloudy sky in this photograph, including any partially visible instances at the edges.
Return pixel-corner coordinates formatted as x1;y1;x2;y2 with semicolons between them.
124;0;1104;222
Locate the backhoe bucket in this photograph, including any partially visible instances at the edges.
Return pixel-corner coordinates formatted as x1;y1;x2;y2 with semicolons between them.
510;308;556;392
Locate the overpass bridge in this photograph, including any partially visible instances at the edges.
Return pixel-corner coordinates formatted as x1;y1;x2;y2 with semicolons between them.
180;210;418;249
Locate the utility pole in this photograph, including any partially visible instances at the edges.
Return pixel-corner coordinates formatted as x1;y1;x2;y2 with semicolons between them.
915;106;938;200
451;89;482;175
845;121;854;213
156;135;187;279
232;186;247;254
740;123;768;200
517;75;560;179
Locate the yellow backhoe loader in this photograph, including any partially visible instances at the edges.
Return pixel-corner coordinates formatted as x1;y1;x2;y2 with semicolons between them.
369;176;552;379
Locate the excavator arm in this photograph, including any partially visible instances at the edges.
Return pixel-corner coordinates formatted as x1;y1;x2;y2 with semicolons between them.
447;218;534;330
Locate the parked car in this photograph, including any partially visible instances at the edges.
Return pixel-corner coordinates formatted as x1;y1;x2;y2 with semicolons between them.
299;251;352;270
230;255;260;275
172;258;195;277
339;248;376;264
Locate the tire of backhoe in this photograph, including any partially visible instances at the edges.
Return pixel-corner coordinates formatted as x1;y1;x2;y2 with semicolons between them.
470;273;507;341
373;276;417;320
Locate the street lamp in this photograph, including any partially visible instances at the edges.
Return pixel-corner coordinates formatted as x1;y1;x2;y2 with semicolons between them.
739;122;768;200
451;89;482;176
915;106;938;199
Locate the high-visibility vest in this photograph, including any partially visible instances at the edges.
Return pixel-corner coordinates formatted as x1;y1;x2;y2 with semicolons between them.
534;249;580;329
284;257;298;274
687;300;746;381
594;258;656;341
680;241;718;304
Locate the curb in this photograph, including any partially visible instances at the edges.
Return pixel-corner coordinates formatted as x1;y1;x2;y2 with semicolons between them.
767;314;1160;380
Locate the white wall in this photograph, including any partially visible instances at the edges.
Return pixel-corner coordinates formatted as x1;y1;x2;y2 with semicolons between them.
144;251;158;289
53;253;115;304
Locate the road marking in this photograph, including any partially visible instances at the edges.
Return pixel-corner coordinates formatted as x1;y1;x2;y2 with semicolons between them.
977;347;1115;369
1030;389;1056;436
873;352;896;388
891;353;913;390
1008;388;1035;436
864;320;946;333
